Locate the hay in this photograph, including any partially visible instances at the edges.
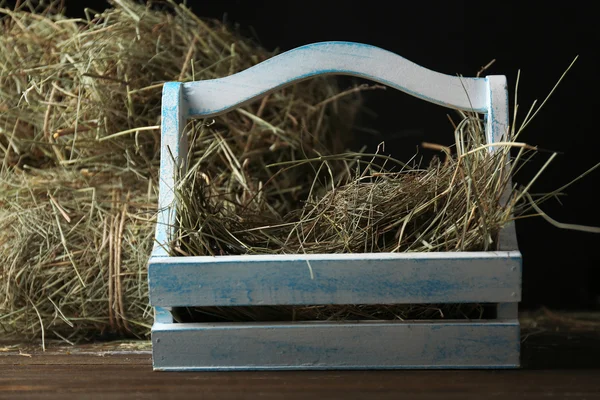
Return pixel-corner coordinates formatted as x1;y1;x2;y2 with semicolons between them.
0;168;155;341
174;111;521;256
0;0;362;342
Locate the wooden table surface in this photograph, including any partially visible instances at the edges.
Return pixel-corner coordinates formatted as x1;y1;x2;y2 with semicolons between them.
1;310;599;400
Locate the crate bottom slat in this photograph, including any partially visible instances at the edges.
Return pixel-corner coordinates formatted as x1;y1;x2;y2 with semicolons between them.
151;318;520;370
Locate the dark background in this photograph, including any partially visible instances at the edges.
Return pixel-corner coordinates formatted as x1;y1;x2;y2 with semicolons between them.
11;1;600;310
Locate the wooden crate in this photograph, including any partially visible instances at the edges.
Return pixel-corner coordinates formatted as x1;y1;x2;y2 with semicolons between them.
148;41;521;371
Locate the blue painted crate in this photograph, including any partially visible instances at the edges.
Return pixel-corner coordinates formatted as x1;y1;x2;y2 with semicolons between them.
148;41;521;371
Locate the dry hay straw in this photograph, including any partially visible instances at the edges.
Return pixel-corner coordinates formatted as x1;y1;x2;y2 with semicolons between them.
0;168;155;342
174;114;511;256
0;0;363;344
172;106;551;257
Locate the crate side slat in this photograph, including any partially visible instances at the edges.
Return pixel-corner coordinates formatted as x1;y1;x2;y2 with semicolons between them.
151;320;520;370
152;82;187;258
149;251;521;307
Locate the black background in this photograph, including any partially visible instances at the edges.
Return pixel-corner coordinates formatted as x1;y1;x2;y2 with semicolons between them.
8;1;600;310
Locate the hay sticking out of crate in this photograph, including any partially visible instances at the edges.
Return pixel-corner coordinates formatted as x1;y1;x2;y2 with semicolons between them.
173;55;600;260
0;0;362;343
172;58;600;323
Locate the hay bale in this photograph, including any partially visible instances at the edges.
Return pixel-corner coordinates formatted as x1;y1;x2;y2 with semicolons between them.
0;168;154;341
0;0;362;342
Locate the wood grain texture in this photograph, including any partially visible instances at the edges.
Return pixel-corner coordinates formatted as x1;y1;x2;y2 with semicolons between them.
2;318;599;399
3;365;599;400
4;366;600;400
151;320;520;371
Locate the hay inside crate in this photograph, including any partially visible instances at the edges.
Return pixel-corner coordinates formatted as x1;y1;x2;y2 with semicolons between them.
169;111;512;324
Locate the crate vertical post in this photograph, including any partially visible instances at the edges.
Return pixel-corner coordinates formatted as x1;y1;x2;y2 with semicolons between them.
149;41;521;371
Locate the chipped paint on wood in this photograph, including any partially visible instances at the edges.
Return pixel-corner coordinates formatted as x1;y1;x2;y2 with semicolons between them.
152;321;520;370
182;42;490;117
149;252;521;307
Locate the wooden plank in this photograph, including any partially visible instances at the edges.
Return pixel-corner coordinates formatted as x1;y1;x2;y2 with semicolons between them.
152;81;186;258
0;352;151;366
151;320;520;370
149;251;521;307
485;75;509;146
0;341;152;366
182;41;489;117
3;365;600;400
